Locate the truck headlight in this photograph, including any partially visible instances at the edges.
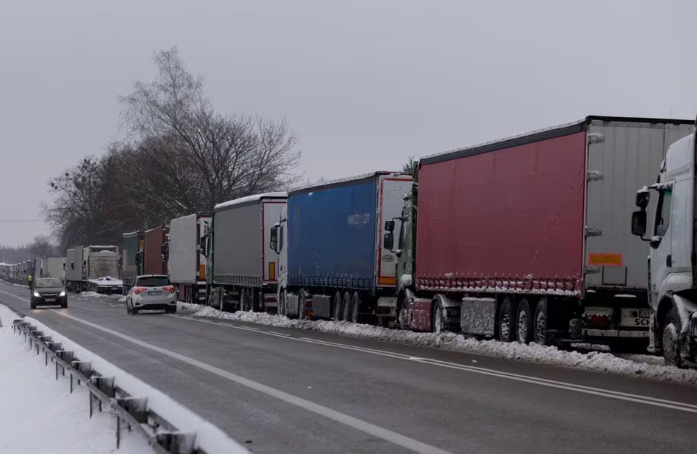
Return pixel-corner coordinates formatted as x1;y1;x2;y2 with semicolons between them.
33;291;40;298
59;291;66;297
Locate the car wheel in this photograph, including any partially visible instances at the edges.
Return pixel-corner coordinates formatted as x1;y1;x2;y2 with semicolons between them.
169;306;177;314
30;301;36;310
497;297;516;342
61;301;68;309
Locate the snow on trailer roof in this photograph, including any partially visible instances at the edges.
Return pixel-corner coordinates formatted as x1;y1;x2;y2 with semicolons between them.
420;115;695;165
214;192;287;210
290;171;410;194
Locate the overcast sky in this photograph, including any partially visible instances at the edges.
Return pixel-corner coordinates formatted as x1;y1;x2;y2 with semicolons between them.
1;0;695;246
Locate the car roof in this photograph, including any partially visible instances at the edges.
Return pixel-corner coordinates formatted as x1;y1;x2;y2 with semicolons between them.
136;274;168;278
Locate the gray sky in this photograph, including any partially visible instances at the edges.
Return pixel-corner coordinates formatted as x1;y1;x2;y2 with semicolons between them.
1;0;696;246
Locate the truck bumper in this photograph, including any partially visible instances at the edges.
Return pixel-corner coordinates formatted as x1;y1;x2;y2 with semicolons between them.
582;329;649;338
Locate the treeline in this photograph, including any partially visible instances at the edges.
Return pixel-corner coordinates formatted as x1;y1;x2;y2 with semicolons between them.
43;48;301;252
0;235;59;263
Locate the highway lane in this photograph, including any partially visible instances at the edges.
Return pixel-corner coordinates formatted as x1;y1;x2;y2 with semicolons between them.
1;281;696;454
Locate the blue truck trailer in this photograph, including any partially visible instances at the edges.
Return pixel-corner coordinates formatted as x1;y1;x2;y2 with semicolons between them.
273;171;413;324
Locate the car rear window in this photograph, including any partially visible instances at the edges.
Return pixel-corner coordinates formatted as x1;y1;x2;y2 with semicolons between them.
35;278;63;288
136;276;170;287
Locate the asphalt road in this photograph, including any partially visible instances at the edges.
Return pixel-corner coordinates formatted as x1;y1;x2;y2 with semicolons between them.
1;281;697;454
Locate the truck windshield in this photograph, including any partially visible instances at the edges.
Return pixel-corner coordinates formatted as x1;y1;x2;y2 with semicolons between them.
136;276;170;287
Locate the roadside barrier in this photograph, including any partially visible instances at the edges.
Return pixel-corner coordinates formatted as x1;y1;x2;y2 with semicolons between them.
12;316;207;454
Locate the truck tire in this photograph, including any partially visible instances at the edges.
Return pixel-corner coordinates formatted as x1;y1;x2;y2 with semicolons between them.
662;307;683;368
333;291;343;321
432;300;444;334
298;290;307;320
497;298;516;342
349;292;360;324
533;298;550;346
342;291;352;322
279;289;287;317
516;299;534;344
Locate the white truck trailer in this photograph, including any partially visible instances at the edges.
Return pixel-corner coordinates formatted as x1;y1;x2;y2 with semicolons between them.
168;213;211;304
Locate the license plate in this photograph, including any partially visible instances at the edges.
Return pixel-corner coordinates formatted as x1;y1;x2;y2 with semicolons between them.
149;291;162;296
44;298;55;303
620;308;651;327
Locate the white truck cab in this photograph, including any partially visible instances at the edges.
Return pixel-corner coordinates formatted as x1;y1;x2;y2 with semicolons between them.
631;118;697;368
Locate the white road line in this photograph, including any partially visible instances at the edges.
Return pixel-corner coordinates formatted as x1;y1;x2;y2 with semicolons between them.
51;311;452;454
171;314;697;414
4;286;697;415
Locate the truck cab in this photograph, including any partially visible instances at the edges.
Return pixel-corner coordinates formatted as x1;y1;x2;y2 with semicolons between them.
631;119;697;367
270;205;289;315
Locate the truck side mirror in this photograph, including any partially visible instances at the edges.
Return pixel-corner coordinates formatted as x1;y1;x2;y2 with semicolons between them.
631;210;647;237
161;244;169;261
135;253;142;266
383;232;394;250
270;226;279;253
635;190;650;208
71;262;75;270
385;220;395;232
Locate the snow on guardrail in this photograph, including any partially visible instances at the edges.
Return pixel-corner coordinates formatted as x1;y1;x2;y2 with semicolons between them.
0;304;249;454
177;302;697;387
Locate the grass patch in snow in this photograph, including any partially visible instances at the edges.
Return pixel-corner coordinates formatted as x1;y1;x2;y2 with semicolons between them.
177;302;697;387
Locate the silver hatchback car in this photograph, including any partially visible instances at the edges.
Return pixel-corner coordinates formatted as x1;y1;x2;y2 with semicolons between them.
126;275;177;315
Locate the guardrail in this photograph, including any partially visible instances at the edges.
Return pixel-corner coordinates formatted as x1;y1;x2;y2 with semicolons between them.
12;316;208;454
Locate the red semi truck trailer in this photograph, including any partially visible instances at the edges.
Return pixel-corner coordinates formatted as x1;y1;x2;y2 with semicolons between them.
384;115;694;352
143;226;169;276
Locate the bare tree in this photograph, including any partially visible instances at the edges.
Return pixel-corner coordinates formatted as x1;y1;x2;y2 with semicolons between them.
27;235;55;258
402;155;415;173
120;47;301;209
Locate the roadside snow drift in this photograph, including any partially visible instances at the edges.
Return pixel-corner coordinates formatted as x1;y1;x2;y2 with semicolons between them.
0;304;249;454
0;306;149;454
177;302;697;387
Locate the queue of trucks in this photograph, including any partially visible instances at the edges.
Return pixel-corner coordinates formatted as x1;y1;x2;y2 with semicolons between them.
0;256;66;284
2;114;696;367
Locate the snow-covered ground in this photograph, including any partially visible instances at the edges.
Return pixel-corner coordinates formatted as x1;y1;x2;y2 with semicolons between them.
0;306;150;454
0;304;249;454
177;302;697;387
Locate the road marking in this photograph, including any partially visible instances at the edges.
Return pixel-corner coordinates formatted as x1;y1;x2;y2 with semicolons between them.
50;311;452;454
4;285;697;415
170;314;697;414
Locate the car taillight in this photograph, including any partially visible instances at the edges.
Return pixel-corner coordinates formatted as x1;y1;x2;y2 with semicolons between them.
134;287;147;295
164;286;175;293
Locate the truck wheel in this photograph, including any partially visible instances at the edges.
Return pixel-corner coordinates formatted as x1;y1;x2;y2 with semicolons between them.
349;292;360;324
533;298;550;345
333;291;343;321
342;291;353;321
432;300;444;334
516;299;534;344
497;298;516;342
279;289;287;316
297;290;307;320
662;307;683;368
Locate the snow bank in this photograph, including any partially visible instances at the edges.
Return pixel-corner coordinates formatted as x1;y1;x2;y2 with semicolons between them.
0;306;150;454
177;303;697;387
0;304;249;454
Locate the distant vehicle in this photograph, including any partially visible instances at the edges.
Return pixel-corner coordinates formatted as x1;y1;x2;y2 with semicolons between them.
31;277;67;309
125;275;177;315
168;213;210;304
630;114;697;367
65;245;120;293
121;231;144;294
207;193;287;313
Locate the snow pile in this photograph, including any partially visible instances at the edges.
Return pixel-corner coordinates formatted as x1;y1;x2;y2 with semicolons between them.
0;304;249;454
178;302;697;387
0;306;150;454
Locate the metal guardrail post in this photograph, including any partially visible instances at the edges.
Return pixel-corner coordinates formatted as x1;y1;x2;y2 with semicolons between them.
10;317;208;454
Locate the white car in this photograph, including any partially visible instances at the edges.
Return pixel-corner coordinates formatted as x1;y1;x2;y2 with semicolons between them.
126;275;177;315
